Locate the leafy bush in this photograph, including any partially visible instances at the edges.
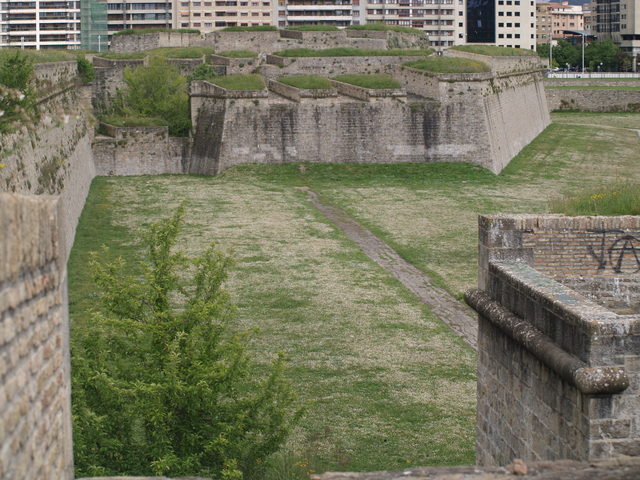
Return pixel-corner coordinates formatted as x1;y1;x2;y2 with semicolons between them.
220;25;278;31
215;50;259;58
77;55;95;83
0;50;36;133
113;27;200;35
450;45;538;57
187;63;219;83
403;57;491;73
346;23;424;35
273;47;432;57
284;25;340;31
208;74;265;90
278;75;333;89
107;56;191;136
550;182;640;216
332;74;401;89
72;203;302;478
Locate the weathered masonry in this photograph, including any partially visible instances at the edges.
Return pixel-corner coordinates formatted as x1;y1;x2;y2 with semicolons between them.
466;214;640;466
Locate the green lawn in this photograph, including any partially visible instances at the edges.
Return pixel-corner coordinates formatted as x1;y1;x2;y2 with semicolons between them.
68;111;640;477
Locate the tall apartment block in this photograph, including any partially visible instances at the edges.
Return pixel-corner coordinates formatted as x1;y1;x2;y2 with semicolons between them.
0;0;81;49
591;0;640;55
278;0;355;28
467;0;536;49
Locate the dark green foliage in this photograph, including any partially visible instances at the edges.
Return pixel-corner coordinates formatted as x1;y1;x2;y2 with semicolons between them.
187;63;219;83
539;39;630;71
0;50;35;133
109;56;191;136
72;203;302;478
77;55;95;83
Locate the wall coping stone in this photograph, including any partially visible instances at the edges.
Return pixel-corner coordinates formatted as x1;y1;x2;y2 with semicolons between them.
190;80;269;98
268;79;337;101
465;286;629;394
330;79;406;101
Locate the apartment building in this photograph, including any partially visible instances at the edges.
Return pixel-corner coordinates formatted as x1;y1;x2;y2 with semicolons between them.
535;1;552;42
591;0;640;55
278;0;354;28
467;0;536;49
0;0;81;49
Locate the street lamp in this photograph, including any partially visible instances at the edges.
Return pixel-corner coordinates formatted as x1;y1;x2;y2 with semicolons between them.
581;31;585;74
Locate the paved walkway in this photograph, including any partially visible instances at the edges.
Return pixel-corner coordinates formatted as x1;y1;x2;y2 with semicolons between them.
304;189;478;351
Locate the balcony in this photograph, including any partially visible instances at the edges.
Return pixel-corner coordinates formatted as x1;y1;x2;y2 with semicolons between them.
285;14;352;20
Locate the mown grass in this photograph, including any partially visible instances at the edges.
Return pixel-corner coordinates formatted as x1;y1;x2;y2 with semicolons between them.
68;111;640;477
285;25;340;31
208;73;265;90
97;46;216;60
221;25;278;31
113;27;200;35
215;50;259;58
332;74;401;89
404;57;491;73
278;75;333;89
346;23;424;35
550;182;640;215
273;47;433;57
97;52;148;60
545;85;640;90
450;45;538;57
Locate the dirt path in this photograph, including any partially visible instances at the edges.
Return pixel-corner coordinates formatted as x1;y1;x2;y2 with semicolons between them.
304;189;478;351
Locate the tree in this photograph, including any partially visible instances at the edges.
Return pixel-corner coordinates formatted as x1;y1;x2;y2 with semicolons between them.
551;39;581;68
71;202;302;478
585;39;619;71
0;51;36;133
112;56;192;136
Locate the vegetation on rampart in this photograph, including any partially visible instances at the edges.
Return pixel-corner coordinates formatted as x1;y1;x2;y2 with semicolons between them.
278;75;333;90
113;27;200;35
216;50;259;58
0;51;36;133
208;73;265;90
220;25;278;31
450;45;537;57
284;25;340;31
346;23;424;35
404;57;491;73
332;74;402;89
98;46;216;60
273;47;433;57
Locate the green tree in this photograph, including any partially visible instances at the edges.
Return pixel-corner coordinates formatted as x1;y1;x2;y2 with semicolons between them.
113;55;191;136
0;50;36;132
585;39;619;71
551;39;581;68
71;202;302;478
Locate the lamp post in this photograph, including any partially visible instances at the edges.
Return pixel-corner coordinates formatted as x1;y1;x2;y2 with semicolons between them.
581;31;585;74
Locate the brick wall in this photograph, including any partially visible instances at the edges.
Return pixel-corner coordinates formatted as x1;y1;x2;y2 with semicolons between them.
545;89;640;112
0;193;73;480
469;214;640;467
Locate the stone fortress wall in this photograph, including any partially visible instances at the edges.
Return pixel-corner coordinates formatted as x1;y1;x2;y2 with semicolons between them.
466;214;640;467
0;194;74;480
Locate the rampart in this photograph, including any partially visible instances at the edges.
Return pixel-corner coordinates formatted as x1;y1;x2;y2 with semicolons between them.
0;193;73;480
545;88;640;112
108;29;429;54
188;65;549;175
445;49;548;74
467;214;640;467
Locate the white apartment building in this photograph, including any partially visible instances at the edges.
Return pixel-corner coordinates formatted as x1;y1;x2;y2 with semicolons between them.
0;0;81;49
494;0;536;49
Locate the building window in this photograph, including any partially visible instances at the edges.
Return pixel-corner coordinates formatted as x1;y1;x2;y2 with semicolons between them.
458;22;463;27
498;11;503;16
498;22;503;27
515;22;519;27
193;21;201;25
507;22;511;27
506;11;512;16
205;21;212;26
205;12;211;16
515;33;520;38
458;11;463;15
181;22;189;26
263;11;269;15
507;33;512;37
498;33;504;38
193;12;201;16
193;1;201;5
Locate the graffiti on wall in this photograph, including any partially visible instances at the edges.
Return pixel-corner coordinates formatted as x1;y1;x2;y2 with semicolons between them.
588;229;640;274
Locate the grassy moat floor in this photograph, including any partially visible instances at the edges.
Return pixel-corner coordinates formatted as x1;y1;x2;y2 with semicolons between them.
68;111;640;478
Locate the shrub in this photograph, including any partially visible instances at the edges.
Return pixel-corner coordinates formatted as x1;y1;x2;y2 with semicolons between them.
332;74;401;89
72;203;302;478
0;50;36;133
77;55;95;83
187;63;219;82
403;57;491;73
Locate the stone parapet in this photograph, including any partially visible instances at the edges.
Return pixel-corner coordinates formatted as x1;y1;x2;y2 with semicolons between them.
269;79;337;101
330;79;406;101
445;48;548;74
546;88;640;112
190;80;269;99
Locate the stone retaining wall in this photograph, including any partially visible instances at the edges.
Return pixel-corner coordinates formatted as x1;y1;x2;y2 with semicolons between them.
268;79;337;101
546;88;640;112
330;79;406;101
32;61;78;94
0;193;73;480
445;49;548;74
470;213;640;466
